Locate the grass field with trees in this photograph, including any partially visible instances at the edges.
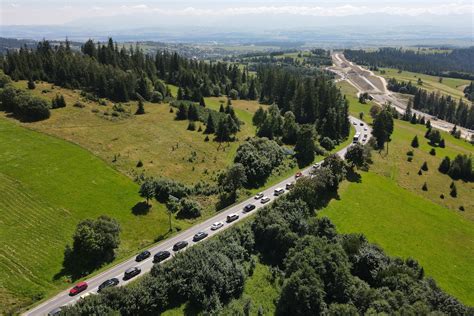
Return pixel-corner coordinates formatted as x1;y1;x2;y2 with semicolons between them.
0;118;197;314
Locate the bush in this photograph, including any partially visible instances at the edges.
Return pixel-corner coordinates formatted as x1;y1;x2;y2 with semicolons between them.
150;91;163;103
73;101;85;108
178;198;202;219
228;89;239;100
406;150;414;156
418;170;423;176
51;94;66;109
27;79;36;90
422;182;428;191
429;148;436;156
450;183;457;197
136;160;143;168
320;136;335;151
407;156;413;162
154;178;192;202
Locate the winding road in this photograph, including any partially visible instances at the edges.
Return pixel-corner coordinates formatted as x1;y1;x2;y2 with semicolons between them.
25;117;369;316
329;52;473;140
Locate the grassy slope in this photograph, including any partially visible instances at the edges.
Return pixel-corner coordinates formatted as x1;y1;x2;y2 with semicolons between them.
320;172;474;305
0;118;192;314
377;68;470;99
324;78;474;304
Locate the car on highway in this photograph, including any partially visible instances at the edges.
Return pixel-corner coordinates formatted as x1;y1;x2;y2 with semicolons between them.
353;121;357;125
254;192;264;200
364;127;368;131
226;213;239;223
295;172;303;179
211;221;224;230
135;250;151;262
286;182;294;190
193;231;208;242
260;196;271;204
48;307;63;316
243;203;256;213
123;267;141;280
153;250;171;263
173;241;189;251
274;188;285;196
69;281;88;296
80;292;92;300
360;122;364;126
98;278;119;292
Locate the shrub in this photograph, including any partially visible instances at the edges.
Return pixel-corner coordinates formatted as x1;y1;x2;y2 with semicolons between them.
450;183;457;197
320;136;335;151
51;94;66;109
178;198;202;219
459;206;465;211
440;194;445;199
406;150;414;156
418;170;423;176
136;160;143;168
150;91;163;103
407;156;413;162
27;79;36;90
204;135;210;142
422;182;428;191
429;148;436;156
73;101;85;108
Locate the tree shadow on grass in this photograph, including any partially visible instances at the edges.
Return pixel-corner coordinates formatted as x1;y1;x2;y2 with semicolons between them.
346;169;362;183
132;201;151;215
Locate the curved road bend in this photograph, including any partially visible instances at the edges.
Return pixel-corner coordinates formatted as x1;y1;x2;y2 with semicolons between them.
25;117;369;316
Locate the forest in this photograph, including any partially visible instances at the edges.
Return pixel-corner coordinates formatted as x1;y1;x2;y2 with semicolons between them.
344;47;474;80
387;78;474;129
60;153;471;316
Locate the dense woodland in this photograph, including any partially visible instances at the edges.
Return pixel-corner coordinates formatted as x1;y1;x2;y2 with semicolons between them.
61;154;470;316
387;78;474;129
345;47;474;80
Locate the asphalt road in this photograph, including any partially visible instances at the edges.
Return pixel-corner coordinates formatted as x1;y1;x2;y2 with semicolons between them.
329;53;473;140
25;116;368;316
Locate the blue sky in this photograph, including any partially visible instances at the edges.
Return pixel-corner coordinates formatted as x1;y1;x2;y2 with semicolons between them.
1;0;473;25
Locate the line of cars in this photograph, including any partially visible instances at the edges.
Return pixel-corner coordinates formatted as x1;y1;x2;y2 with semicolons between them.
59;176;301;315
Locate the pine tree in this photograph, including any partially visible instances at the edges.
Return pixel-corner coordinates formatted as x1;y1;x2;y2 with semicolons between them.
199;96;206;107
205;114;216;134
411;135;419;148
422;182;428;191
176;103;188;120
421;161;428;171
429;148;436;156
215;118;230;142
450;183;457;197
135;99;145;115
177;87;184;100
439;138;445;148
27;79;36;90
410;113;418;124
439;156;451;174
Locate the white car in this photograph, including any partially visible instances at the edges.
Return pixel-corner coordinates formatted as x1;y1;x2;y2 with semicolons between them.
364;127;368;131
79;292;92;300
254;193;264;200
211;222;224;230
274;188;285;196
261;196;271;204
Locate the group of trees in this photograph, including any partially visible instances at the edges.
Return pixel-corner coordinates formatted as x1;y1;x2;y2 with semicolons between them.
62;216;121;278
439;154;473;182
1;38;252;103
388;77;474;129
345;47;474;79
464;81;474;101
234;137;285;186
256;65;350;141
173;100;241;142
0;83;50;121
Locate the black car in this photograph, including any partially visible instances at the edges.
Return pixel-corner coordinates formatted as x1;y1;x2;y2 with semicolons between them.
135;250;151;262
173;240;189;251
123;267;141;280
243;204;256;213
193;231;209;242
98;278;119;292
153;250;171;263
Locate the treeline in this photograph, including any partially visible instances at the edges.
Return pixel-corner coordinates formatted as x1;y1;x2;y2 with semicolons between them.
1;38;254;102
387;78;474;129
345;47;474;80
256;65;350;141
62;153;469;315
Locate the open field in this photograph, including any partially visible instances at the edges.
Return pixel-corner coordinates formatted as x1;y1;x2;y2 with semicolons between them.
0;118;193;315
9;81;257;185
337;80;375;124
321;171;474;305
378;68;470;99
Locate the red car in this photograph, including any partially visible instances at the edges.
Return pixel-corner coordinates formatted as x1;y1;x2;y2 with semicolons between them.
69;281;88;296
295;172;303;179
